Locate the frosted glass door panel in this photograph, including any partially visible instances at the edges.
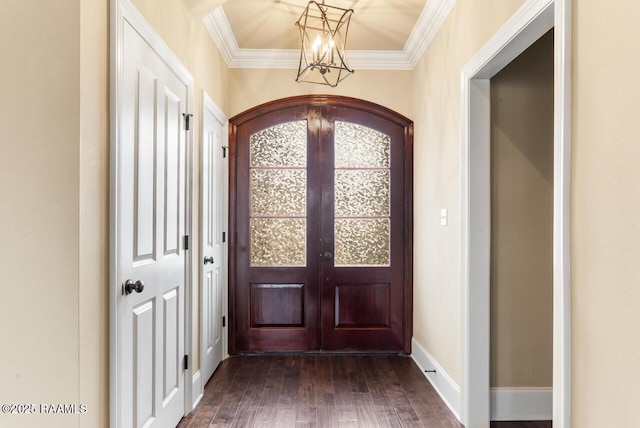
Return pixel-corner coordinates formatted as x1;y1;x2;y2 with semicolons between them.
249;121;307;267
334;121;391;267
335;218;390;266
334;122;390;168
335;170;390;217
250;121;307;167
250;169;306;217
250;218;306;266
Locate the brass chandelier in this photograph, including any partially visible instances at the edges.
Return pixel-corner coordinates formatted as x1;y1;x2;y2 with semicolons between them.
295;0;354;87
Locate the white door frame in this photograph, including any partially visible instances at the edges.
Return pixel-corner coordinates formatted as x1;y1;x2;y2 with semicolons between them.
460;0;571;427
109;0;195;425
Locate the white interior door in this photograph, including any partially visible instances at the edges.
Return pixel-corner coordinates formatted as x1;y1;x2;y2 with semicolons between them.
115;20;189;428
200;94;227;383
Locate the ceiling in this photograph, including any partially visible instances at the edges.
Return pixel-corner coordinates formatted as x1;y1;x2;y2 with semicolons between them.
204;0;456;70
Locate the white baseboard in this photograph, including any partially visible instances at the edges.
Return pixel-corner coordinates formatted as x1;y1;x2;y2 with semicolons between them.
191;370;203;409
491;387;553;421
411;338;461;420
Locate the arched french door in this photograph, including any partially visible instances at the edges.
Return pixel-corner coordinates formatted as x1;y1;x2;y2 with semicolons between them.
228;96;413;353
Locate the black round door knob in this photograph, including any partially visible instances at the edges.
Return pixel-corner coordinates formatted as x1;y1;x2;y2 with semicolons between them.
204;256;215;265
123;279;145;295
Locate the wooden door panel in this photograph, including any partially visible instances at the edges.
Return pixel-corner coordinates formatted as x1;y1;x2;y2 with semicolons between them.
335;283;390;328
322;277;404;351
250;283;305;327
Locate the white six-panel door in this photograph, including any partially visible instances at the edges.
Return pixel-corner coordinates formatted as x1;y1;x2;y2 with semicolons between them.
115;18;190;428
200;93;227;383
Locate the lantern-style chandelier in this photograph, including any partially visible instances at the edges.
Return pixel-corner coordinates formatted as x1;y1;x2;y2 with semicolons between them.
295;0;354;87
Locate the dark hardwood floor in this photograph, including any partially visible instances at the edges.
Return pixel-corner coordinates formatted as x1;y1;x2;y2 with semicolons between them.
177;354;551;428
177;354;462;427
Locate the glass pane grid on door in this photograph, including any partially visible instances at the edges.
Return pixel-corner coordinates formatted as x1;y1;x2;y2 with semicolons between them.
249;121;308;267
333;121;391;267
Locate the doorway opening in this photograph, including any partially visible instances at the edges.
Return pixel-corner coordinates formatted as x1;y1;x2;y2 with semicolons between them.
228;95;414;354
460;0;571;426
490;29;554;423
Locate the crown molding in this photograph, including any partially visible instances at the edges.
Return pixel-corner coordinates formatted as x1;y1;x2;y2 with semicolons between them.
204;0;457;70
404;0;457;67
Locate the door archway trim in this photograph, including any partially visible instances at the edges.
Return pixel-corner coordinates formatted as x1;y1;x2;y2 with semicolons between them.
230;95;413;129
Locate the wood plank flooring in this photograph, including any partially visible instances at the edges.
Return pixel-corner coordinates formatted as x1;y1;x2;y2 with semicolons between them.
177;354;462;427
177;354;551;428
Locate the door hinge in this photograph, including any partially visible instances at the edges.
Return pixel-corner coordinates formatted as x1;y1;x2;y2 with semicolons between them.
183;355;189;370
183;113;193;131
222;316;226;328
222;145;228;158
222;231;226;243
183;235;189;250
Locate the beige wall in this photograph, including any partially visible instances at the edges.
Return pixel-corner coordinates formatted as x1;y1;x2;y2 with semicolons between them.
228;68;413;118
411;0;528;385
490;30;554;388
0;1;81;427
131;0;230;373
572;1;640;425
79;0;110;426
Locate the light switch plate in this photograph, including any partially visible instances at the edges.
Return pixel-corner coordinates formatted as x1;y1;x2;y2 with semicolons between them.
440;208;448;226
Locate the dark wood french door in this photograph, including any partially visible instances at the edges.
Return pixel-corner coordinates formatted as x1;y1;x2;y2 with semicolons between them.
229;96;413;353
